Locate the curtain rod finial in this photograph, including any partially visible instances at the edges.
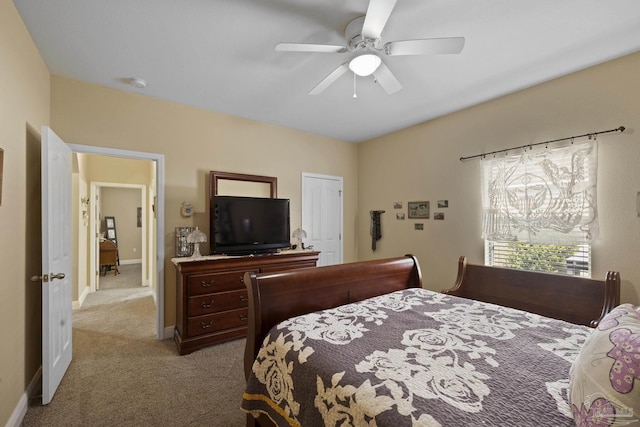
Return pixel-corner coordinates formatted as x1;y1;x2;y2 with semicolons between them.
618;126;626;132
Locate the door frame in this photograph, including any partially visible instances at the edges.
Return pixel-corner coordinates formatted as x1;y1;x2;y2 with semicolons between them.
68;143;166;340
301;172;344;265
90;183;147;292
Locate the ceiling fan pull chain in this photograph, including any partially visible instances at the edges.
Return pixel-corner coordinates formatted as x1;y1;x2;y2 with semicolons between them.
353;72;357;98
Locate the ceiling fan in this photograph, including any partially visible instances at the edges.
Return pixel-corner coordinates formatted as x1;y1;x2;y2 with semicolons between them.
275;0;465;95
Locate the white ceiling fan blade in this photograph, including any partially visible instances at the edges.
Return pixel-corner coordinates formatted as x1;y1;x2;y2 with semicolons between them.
276;43;347;53
372;61;401;94
309;63;350;95
362;0;398;40
385;37;465;56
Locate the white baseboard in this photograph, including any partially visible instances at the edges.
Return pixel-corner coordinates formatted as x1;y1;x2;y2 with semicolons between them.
164;326;174;340
119;259;142;265
6;366;41;427
73;286;91;310
6;393;27;427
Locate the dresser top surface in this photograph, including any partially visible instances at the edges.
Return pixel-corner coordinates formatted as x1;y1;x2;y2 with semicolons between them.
171;249;319;266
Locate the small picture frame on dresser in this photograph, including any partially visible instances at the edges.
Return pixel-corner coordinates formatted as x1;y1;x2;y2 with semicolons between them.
175;227;195;257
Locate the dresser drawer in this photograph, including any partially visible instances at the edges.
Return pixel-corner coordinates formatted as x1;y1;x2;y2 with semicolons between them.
260;262;316;273
187;308;248;337
188;290;248;316
187;270;255;296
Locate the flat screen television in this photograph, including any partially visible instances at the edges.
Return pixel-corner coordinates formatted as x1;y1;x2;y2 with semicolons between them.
211;195;291;255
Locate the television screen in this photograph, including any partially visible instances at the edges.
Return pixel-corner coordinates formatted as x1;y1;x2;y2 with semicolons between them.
212;196;290;255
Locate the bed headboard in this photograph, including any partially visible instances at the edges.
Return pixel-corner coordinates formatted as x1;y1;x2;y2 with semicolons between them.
442;256;620;328
243;255;422;379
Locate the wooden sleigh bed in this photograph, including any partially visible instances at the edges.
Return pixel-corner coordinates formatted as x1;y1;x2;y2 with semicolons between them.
241;255;624;427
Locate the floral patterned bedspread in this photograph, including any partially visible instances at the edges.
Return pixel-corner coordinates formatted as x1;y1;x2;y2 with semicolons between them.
241;288;591;426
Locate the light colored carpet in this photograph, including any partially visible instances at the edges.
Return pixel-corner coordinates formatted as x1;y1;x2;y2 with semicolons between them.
98;263;144;291
22;264;247;426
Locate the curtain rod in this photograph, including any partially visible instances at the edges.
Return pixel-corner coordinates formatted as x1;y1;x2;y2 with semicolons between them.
459;125;625;162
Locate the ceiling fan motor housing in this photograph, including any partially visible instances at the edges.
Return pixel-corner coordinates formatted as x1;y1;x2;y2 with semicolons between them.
346;16;377;51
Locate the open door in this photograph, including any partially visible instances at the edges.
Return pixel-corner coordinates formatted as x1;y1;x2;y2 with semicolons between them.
41;127;73;404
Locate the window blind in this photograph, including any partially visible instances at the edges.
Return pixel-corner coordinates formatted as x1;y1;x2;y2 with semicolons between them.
481;141;598;277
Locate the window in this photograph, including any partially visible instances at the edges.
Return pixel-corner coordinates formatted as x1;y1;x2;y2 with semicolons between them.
481;141;598;277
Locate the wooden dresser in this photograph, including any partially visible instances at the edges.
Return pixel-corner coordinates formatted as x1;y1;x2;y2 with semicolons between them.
173;250;319;355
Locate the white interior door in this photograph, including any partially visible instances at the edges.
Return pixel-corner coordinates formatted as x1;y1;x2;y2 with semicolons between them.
302;173;343;266
41;127;73;404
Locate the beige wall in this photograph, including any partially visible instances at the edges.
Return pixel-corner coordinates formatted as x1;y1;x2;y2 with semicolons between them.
358;52;640;305
50;76;360;328
101;187;143;262
0;0;51;423
84;153;155;186
74;154;90;302
5;2;640;423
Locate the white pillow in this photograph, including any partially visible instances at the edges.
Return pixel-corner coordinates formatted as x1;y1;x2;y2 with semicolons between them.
569;304;640;426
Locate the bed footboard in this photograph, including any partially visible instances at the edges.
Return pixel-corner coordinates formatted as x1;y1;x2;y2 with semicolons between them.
243;255;422;380
442;256;620;327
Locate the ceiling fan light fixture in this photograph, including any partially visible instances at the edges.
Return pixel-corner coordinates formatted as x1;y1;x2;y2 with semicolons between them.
349;53;381;77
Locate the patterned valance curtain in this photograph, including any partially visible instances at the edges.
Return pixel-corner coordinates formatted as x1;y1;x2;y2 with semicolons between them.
481;141;599;244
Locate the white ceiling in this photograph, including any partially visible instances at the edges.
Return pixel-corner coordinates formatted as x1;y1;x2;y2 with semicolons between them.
13;0;640;143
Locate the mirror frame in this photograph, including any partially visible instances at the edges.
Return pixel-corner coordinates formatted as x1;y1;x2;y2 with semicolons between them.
209;171;278;255
209;171;277;199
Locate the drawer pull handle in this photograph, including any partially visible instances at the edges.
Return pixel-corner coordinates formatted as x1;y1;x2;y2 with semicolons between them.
240;277;244;283
200;320;214;329
239;314;248;321
239;295;248;302
200;279;215;287
201;299;215;308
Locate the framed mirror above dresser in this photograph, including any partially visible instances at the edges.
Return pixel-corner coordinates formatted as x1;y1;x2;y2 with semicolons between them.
209;170;277;198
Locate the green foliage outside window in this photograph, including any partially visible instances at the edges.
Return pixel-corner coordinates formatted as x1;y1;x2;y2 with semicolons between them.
505;242;578;273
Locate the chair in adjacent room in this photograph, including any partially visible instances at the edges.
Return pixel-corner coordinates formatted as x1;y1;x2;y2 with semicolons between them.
99;239;120;276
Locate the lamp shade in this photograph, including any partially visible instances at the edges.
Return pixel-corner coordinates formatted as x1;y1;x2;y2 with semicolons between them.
186;227;207;243
292;228;307;240
349;53;382;77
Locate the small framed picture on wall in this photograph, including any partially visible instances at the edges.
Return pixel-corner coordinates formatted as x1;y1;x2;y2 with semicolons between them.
408;201;429;219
